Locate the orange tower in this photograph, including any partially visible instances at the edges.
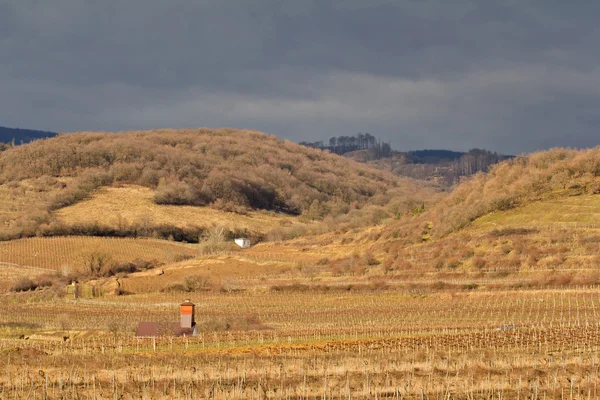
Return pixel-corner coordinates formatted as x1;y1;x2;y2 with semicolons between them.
180;299;195;328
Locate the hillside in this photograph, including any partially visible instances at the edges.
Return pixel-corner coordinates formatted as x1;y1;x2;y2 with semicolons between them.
299;133;511;187
0;126;57;146
0;128;436;242
346;148;512;187
4;139;600;293
372;147;600;283
56;185;298;235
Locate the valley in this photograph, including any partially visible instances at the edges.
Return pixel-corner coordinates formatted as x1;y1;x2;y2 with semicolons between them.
0;130;599;398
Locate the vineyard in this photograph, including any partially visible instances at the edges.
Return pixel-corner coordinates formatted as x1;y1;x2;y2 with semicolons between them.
1;288;600;398
0;236;198;272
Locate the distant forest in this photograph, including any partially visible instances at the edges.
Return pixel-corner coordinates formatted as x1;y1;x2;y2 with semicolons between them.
0;126;57;149
300;132;392;158
300;133;512;186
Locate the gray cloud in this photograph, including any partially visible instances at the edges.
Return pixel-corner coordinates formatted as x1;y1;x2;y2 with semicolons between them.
1;0;600;154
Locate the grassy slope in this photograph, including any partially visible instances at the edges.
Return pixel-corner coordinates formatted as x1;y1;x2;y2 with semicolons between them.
388;194;600;276
472;195;600;229
56;185;299;234
119;228;377;293
370;147;600;284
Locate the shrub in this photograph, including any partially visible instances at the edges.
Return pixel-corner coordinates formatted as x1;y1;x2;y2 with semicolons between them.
471;257;486;270
445;258;461;269
11;278;37;292
316;257;330;266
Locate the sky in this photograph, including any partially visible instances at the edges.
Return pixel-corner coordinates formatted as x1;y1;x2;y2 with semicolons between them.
1;1;599;154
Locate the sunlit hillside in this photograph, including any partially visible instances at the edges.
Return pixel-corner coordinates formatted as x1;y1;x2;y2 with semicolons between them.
56;185;300;235
372;147;600;285
0;128;436;241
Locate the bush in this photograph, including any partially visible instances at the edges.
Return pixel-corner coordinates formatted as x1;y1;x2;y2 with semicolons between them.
471;257;486;270
11;278;37;292
363;251;380;266
153;180;212;206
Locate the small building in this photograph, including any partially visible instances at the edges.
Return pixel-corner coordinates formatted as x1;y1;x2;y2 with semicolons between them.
234;238;252;248
136;299;198;337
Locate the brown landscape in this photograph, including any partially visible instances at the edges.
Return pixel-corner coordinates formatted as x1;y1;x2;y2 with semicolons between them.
1;129;600;398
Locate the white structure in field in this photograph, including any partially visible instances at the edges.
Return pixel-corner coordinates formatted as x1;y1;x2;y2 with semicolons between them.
234;238;252;248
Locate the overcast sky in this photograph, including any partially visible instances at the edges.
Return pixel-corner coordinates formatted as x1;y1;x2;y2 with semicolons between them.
1;1;599;154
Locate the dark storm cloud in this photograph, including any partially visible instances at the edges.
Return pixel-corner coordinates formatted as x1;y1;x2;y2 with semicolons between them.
2;0;600;154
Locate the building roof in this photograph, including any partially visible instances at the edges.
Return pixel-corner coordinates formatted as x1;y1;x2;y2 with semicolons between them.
136;321;196;337
136;321;159;337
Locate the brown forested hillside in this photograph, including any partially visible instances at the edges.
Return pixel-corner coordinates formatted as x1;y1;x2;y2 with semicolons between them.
0;128;436;241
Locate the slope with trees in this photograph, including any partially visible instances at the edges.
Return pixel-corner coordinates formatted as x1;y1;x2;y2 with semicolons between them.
299;133;511;187
0;128;436;241
375;147;600;280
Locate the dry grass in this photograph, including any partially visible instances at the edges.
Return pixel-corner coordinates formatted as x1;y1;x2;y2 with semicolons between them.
472;194;600;230
0;178;69;239
0;263;50;291
56;185;298;234
120;256;286;293
376;194;600;287
0;181;45;221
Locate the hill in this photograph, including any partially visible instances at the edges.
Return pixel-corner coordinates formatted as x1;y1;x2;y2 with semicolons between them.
0;128;436;242
372;147;600;284
178;146;600;292
55;185;298;235
5;134;599;294
0;126;57;146
346;148;512;187
299;133;512;186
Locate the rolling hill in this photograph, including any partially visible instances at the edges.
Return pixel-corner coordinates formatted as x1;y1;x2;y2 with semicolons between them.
5;128;599;294
0;128;438;288
370;147;600;286
0;128;436;242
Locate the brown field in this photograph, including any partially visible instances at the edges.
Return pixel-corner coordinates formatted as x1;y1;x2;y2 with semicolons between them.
56;185;300;234
1;288;600;399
